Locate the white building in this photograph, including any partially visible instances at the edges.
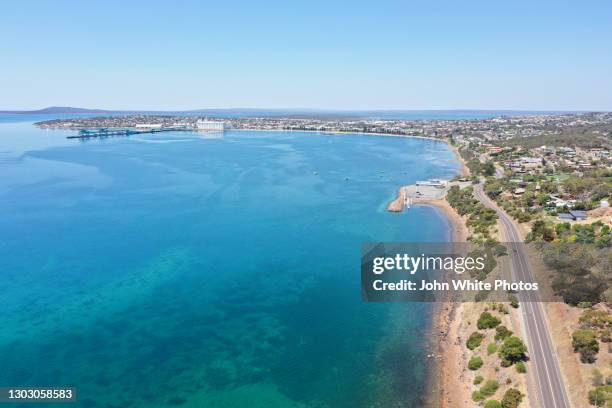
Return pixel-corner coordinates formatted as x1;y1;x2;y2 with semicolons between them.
196;119;226;131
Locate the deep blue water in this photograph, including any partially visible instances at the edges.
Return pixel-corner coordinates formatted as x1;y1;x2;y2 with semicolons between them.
0;116;460;407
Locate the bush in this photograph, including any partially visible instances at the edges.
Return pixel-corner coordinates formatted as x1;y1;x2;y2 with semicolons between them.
572;329;599;363
467;331;484;350
478;312;501;330
484;400;502;408
487;342;498;355
498;336;527;367
588;385;612;406
495;325;513;341
480;380;499;398
472;391;484;402
501;388;523;408
474;375;484;385
468;356;483;370
508;294;519;308
515;361;526;373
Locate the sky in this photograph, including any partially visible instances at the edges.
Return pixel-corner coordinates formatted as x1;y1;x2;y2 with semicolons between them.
1;0;611;111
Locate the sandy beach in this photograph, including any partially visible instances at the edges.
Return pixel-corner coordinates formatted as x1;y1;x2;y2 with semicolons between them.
416;199;473;408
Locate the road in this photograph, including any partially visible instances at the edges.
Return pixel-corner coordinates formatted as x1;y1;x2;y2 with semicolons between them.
474;183;571;408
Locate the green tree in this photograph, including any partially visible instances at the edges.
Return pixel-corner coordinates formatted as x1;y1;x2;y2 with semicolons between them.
572;329;599;363
480;380;500;398
501;388;523;408
495;325;513;341
487;343;498;355
478;312;501;329
467;331;484;350
498;336;527;367
468;356;483;370
484;400;502;408
588;385;612;407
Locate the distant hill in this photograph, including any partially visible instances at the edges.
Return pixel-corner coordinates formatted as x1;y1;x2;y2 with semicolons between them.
0;106;115;114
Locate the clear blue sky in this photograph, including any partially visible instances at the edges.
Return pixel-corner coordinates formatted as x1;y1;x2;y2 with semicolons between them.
2;0;611;111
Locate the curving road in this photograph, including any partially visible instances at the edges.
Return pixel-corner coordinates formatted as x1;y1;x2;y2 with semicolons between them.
475;182;571;408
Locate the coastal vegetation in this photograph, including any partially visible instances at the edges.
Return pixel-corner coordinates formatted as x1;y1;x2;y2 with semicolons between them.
477;312;501;330
447;185;498;241
572;329;600;363
484;400;503;408
501;388;524;408
498;336;528;367
494;326;513;341
487;342;498;355
469;356;484;370
467;331;484;350
588;384;612;407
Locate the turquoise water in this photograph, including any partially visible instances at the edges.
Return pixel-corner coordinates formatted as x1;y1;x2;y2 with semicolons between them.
0;116;459;407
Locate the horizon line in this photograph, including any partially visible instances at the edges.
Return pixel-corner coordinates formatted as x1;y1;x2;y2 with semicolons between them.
1;105;606;114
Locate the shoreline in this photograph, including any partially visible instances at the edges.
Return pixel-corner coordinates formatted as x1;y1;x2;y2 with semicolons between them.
382;140;470;407
417;199;471;408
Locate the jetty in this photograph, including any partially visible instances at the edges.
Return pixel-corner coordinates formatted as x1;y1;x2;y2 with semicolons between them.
387;179;450;212
66;126;191;139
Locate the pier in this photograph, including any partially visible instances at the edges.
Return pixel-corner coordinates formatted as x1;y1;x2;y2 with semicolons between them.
66;126;191;139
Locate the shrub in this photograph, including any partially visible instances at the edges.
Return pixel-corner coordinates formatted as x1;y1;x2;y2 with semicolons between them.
572;329;599;363
468;356;483;370
579;310;612;330
498;336;527;367
480;380;499;398
472;391;484;402
515;361;526;373
501;388;523;408
487;343;498;355
484;400;502;408
588;385;612;407
495;325;513;341
474;375;484;385
478;312;501;330
508;294;519;308
467;331;484;350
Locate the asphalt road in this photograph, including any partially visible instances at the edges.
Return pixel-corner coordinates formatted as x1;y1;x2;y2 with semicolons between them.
475;183;571;408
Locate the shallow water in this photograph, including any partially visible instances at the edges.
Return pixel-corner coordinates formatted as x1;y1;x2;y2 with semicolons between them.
0;117;459;407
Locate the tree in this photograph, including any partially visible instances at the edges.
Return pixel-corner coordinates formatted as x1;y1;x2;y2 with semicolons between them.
478;312;501;330
468;356;483;370
501;388;523;408
498;336;527;366
483;161;496;176
467;331;484;350
480;380;499;398
508;294;519;309
495;325;513;341
572;329;599;363
588;385;612;407
487;343;498;355
484;400;502;408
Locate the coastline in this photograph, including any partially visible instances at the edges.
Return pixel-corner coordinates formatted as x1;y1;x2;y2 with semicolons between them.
383;138;471;408
416;199;471;408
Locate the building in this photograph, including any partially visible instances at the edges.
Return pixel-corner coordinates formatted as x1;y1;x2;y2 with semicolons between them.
196;119;226;131
557;210;588;221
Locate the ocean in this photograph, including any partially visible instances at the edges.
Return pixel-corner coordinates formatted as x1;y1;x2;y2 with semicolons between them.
0;115;461;407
